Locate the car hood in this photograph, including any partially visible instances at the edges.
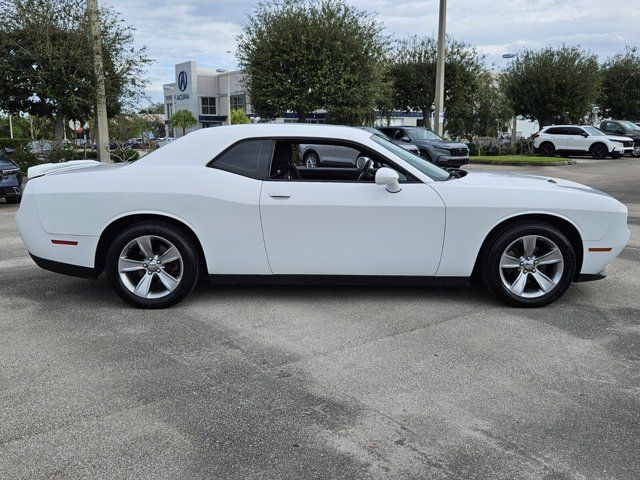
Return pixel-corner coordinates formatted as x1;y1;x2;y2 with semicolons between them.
415;139;468;149
457;171;609;196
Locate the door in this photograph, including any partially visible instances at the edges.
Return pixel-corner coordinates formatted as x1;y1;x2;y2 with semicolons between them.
564;127;587;151
545;127;568;149
259;139;446;276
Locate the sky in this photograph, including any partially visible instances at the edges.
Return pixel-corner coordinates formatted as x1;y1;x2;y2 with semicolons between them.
103;0;640;106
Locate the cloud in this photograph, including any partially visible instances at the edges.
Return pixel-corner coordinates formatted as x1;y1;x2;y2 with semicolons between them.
104;0;640;104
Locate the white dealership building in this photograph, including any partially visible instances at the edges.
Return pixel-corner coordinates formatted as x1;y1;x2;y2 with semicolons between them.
163;61;253;137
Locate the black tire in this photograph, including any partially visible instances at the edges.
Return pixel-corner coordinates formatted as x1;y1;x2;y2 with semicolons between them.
590;143;607;159
105;221;200;308
539;142;555;157
5;195;21;204
304;151;319;168
480;221;576;308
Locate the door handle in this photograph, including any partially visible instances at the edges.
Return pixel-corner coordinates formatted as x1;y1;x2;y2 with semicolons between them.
268;194;291;199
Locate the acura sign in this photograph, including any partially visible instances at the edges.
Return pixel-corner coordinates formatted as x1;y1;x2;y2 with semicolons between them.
177;71;188;92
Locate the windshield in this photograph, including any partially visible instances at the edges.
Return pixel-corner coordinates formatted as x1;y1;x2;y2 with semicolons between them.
584;126;605;136
620;120;640;131
405;127;442;141
371;135;450;181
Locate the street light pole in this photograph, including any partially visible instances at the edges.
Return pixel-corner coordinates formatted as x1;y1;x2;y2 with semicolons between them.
433;0;447;136
87;0;111;163
227;71;232;125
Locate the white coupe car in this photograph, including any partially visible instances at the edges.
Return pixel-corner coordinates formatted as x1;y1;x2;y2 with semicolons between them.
16;125;629;308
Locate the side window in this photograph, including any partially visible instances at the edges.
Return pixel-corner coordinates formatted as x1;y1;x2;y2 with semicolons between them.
567;127;584;136
268;139;415;183
545;127;561;135
209;139;272;180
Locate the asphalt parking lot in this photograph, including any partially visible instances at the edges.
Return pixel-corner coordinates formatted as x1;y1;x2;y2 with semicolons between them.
1;157;639;479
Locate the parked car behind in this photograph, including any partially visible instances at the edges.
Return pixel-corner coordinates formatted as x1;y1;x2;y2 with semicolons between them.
377;126;469;168
0;148;22;204
533;125;633;159
599;120;640;157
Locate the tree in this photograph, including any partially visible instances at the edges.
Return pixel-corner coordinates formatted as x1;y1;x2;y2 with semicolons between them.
170;110;197;136
139;102;166;115
599;47;640;119
237;0;387;124
501;46;601;128
230;108;250;125
388;36;484;134
0;0;151;140
467;73;513;137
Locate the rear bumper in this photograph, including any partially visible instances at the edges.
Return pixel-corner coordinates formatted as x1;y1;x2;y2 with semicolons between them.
30;254;98;279
0;185;21;197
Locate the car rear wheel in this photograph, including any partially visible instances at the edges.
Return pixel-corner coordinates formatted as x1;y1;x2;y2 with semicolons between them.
539;142;555;157
105;222;200;308
481;222;576;307
590;143;608;159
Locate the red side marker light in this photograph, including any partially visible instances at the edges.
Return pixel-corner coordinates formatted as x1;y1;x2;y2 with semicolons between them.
588;247;612;252
51;239;78;246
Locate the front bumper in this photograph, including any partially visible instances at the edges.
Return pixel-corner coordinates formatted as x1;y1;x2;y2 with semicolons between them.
434;155;469;168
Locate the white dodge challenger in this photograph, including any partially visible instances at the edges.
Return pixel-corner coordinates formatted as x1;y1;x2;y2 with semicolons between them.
16;124;629;308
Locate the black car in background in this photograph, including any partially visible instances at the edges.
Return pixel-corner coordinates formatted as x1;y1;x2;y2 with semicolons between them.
0;148;22;204
377;126;469;168
599;120;640;157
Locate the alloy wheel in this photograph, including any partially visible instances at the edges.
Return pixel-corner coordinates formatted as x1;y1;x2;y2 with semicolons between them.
499;234;564;299
118;235;183;299
305;154;318;168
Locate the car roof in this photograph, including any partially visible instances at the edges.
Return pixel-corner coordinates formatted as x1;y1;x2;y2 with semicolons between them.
135;124;375;168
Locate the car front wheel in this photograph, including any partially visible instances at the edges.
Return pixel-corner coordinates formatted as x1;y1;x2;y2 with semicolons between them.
105;222;200;308
590;143;608;159
481;222;576;307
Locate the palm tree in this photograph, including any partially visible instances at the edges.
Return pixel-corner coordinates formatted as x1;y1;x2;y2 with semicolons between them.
170;110;197;136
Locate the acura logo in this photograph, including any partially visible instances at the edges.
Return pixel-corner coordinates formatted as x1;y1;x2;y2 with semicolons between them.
177;71;188;92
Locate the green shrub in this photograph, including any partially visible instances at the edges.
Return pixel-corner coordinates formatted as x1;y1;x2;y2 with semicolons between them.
112;148;139;163
467;142;479;156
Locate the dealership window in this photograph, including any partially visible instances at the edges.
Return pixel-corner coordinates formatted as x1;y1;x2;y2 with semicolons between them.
230;94;246;111
201;97;216;115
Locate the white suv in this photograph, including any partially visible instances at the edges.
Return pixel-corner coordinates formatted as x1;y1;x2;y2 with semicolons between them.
533;125;634;159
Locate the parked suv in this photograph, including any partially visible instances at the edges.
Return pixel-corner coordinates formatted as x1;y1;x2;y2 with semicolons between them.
599;120;640;157
377;126;469;168
0;148;22;204
533;125;633;159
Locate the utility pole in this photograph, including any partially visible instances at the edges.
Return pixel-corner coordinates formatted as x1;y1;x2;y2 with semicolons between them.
226;71;232;125
433;0;446;136
87;0;111;163
8;115;13;139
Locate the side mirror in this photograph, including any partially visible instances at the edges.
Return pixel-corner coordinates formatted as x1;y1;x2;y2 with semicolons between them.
375;167;402;193
581;132;588;137
401;136;411;143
